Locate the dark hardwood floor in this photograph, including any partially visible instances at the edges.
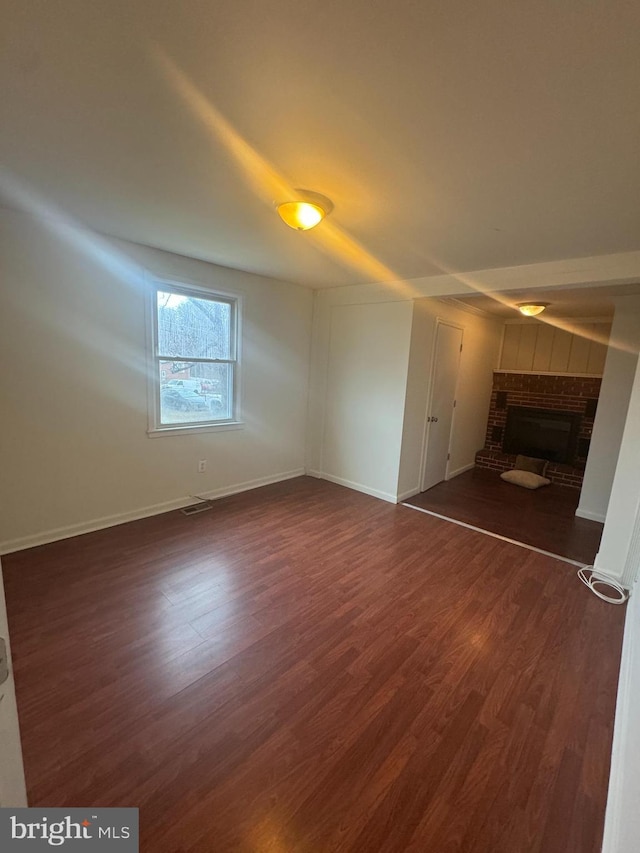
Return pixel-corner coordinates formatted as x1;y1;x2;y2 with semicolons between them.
404;468;603;565
2;477;624;852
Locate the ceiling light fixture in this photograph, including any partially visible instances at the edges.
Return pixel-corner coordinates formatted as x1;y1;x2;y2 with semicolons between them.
517;302;550;317
276;190;333;231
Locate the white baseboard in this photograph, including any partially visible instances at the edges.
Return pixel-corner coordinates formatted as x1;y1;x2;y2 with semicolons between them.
313;471;397;504
601;583;640;853
0;469;305;555
398;464;474;500
446;462;476;480
397;487;421;502
575;507;607;523
196;469;304;502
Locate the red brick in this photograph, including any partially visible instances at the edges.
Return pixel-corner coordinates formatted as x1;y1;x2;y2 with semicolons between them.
477;371;602;487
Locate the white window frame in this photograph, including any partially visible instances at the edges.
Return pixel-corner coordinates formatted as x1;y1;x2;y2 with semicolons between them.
146;278;243;437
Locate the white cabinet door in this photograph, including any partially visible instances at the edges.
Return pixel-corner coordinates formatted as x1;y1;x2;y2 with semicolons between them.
0;557;27;807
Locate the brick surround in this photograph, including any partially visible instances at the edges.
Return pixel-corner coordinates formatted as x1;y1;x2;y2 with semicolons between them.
475;372;602;489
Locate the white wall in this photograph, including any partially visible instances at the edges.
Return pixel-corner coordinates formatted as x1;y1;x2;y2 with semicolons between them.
578;298;640;524
397;300;502;498
314;300;413;502
601;580;640;853
306;290;501;504
593;351;640;585
0;209;313;552
306;252;640;497
589;351;640;852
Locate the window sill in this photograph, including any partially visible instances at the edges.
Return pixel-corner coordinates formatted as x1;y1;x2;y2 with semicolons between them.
147;421;244;438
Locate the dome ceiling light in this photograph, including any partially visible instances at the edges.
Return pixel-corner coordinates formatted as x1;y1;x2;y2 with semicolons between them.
276;190;333;231
517;302;550;317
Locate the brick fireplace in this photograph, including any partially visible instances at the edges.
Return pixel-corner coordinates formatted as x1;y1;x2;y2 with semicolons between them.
475;372;601;489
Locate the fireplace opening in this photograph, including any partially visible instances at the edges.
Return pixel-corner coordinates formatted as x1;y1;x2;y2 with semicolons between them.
503;406;581;464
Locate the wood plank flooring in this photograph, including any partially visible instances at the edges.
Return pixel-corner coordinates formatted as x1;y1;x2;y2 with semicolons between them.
404;468;603;565
2;477;625;852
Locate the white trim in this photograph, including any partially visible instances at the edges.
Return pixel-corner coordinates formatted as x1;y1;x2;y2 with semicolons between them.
445;462;476;480
601;583;639;853
314;472;397;504
397;486;421;502
493;369;603;378
0;469;305;556
400;502;586;567
146;276;243;434
194;470;303;502
147;421;244;437
575;507;607;523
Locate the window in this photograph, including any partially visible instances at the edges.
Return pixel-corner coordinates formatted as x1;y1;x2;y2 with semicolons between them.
148;282;240;434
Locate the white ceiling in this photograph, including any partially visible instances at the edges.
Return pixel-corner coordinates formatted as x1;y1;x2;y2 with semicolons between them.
2;0;639;289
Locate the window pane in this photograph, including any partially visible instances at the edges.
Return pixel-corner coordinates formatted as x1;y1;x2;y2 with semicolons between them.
159;362;233;424
157;291;231;359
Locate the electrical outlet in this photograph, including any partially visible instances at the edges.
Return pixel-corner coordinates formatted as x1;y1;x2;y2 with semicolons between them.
198;460;207;473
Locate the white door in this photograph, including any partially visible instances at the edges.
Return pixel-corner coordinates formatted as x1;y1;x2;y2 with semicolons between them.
0;558;27;806
421;322;463;491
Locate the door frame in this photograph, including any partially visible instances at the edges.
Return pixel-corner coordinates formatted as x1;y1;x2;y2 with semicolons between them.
419;318;464;492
